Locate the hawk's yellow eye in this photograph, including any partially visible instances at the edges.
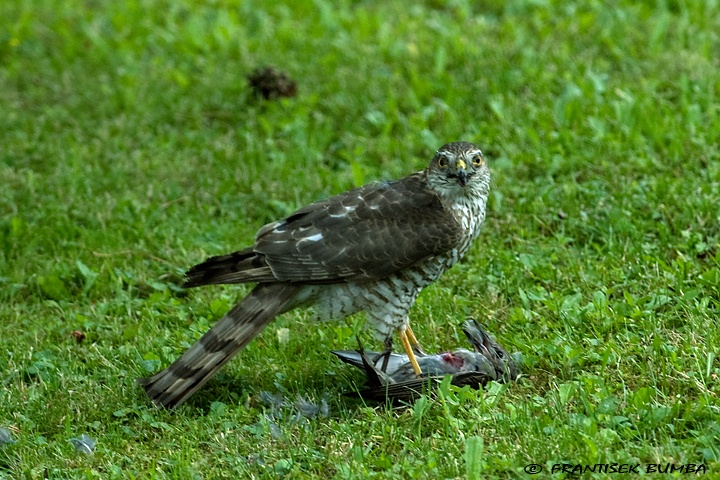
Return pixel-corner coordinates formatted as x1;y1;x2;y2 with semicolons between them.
472;154;483;166
438;157;448;168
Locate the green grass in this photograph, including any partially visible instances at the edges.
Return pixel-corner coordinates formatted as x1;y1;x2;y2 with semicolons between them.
2;0;719;477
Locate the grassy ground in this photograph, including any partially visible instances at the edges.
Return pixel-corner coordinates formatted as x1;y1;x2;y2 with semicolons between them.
2;0;719;478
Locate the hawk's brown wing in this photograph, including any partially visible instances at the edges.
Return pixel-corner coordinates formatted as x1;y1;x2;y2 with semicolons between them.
253;172;462;284
185;173;462;287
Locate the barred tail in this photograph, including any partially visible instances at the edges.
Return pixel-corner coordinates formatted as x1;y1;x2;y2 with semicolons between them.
139;283;300;408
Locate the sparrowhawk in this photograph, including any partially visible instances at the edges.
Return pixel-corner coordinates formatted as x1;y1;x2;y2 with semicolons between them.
140;141;490;408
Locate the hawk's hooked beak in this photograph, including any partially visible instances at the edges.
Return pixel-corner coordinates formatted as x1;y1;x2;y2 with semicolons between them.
456;159;468;187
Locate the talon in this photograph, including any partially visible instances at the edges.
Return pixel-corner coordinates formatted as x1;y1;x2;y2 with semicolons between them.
399;327;423;377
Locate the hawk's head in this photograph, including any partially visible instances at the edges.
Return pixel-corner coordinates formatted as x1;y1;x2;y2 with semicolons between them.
426;141;489;199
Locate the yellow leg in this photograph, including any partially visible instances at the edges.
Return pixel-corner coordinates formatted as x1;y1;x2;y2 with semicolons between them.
399;328;423;377
406;325;421;350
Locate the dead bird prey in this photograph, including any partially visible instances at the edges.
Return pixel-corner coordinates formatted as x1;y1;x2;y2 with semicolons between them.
332;319;518;402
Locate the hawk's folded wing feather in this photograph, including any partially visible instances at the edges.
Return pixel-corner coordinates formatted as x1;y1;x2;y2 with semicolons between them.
254;173;462;283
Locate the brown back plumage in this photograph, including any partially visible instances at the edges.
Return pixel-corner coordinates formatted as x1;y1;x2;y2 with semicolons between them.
185;173;464;288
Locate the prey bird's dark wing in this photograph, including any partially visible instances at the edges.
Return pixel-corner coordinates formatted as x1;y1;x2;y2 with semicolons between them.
354;373;490;403
355;377;437;403
185;173;463;287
